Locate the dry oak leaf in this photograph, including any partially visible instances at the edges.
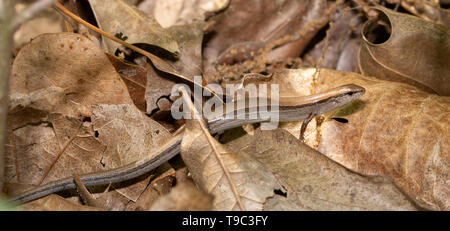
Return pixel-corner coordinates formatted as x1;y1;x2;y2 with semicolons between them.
226;129;418;211
88;0;180;55
359;7;450;95
6;32;172;203
284;68;450;211
181;118;284;211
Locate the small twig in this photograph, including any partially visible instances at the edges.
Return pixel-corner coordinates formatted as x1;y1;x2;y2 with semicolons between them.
73;172;105;209
38;123;82;185
53;2;163;65
12;0;58;29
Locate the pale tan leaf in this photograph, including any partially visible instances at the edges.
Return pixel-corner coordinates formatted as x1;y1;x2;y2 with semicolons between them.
150;180;213;211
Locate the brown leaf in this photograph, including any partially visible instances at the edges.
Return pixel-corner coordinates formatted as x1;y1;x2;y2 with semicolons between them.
202;0;337;83
20;194;103;211
287;68;449;210
226;129;418;211
181;114;282;210
149;180;213;211
145;22;205;113
107;54;148;112
139;0;229;28
125;163;176;211
399;0;443;23
358;6;450;95
88;0;179;55
302;4;363;72
9;33;133;118
6;33;172;205
13;7;63;54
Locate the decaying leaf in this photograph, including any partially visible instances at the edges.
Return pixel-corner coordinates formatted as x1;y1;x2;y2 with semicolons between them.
88;0;180;55
358;6;450;95
6;33;172;205
282;68;449;211
226;129;418;211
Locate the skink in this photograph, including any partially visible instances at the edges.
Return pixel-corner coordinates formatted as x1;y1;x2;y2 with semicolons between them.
11;84;365;204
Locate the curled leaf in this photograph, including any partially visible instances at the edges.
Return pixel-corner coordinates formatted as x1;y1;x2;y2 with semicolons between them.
358;6;450;95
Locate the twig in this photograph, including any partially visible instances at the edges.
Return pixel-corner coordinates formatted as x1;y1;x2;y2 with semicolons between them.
73;172;105;209
0;0;15;194
12;0;58;29
38;123;82;185
53;2;164;65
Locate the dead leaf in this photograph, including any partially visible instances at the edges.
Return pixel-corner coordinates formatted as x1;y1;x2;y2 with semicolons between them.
88;0;179;55
285;68;449;211
358;6;450;95
125;163;176;211
9;33;133;118
399;0;443;23
139;0;229;27
6;32;172;205
180;94;283;210
226;128;418;211
153;0;184;28
13;8;63;54
145;22;205;113
302;4;363;72
203;0;337;83
107;54;148;112
150;180;213;211
20;194;103;211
